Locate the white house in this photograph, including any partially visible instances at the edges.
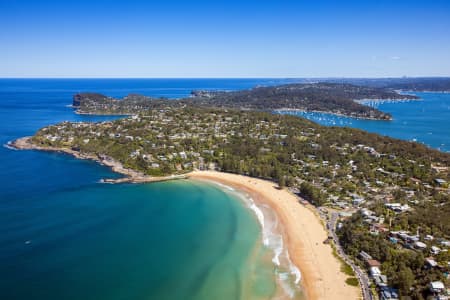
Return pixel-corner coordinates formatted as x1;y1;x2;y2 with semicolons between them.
426;258;438;268
431;246;441;255
429;281;445;293
370;266;382;277
414;241;427;250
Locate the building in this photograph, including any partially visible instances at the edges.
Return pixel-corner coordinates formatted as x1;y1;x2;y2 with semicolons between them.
366;259;381;268
374;274;388;287
441;240;450;247
359;251;372;261
429;281;445;294
379;287;399;300
385;203;410;213
370;266;382;277
426;257;438;268
425;235;435;241
371;223;389;234
415;241;427;250
434;178;447;186
431;246;441;255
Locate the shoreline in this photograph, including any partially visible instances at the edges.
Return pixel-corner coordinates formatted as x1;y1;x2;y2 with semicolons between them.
274;108;393;121
9;137;361;299
8;137;187;184
195;177;302;299
188;171;361;300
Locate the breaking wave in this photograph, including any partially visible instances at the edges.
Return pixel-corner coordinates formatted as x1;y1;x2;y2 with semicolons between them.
211;181;302;298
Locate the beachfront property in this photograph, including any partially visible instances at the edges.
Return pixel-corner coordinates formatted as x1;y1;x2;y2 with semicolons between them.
379;286;399;300
24;103;450;299
350;206;450;300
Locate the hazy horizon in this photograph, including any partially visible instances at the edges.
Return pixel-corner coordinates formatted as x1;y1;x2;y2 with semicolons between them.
1;76;450;79
1;0;450;78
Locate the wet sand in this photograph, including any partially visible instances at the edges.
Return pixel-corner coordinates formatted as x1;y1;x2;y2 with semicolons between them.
188;171;361;300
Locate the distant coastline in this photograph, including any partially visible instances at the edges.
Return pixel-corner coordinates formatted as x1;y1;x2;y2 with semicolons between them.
274;108;392;121
274;97;421;121
71;82;415;120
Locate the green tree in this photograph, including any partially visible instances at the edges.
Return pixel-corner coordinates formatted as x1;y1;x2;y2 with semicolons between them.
397;267;414;295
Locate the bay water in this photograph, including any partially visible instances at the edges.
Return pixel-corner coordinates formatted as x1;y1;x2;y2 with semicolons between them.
1;79;448;299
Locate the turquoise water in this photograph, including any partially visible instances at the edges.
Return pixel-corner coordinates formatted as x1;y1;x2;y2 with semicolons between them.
2;79;449;300
1;180;278;300
280;92;450;153
0;79;299;300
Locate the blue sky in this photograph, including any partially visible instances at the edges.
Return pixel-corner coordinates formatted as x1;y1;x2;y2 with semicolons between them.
1;0;450;78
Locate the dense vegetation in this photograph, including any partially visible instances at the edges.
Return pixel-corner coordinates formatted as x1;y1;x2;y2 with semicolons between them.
190;83;416;119
73;83;418;119
338;211;449;299
30;104;450;299
323;77;450;92
32;105;449;201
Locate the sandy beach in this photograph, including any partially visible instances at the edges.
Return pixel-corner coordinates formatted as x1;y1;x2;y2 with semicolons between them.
188;171;361;300
11;137;361;299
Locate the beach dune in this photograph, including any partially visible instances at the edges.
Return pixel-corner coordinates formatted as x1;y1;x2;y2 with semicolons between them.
189;171;361;300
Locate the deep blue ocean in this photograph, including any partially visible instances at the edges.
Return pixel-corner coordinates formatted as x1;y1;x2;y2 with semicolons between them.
1;79;449;300
0;79;297;300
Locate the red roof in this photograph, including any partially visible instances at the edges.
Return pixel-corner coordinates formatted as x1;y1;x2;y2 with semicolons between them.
367;259;381;267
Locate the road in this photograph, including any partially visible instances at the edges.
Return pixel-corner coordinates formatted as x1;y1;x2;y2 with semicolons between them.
324;210;373;300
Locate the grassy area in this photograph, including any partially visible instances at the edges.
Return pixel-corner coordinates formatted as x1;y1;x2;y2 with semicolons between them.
346;277;359;286
328;237;360;289
330;241;356;277
341;262;356;277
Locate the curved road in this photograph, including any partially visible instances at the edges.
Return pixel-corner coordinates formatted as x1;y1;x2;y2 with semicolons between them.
325;211;373;300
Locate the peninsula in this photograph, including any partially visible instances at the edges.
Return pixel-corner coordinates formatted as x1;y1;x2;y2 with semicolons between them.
321;77;450;92
11;102;450;299
72;83;418;120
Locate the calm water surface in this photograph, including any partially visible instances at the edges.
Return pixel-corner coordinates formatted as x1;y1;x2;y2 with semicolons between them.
1;79;448;299
0;79;297;300
281;92;450;152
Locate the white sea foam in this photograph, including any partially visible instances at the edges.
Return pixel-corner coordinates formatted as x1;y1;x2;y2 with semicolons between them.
270;234;283;266
277;271;296;298
249;202;265;235
213;181;235;191
287;252;302;284
245;198;303;299
208;180;302;297
3;141;17;150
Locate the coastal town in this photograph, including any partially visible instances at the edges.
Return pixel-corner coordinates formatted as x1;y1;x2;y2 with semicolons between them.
3;0;450;299
14;103;450;300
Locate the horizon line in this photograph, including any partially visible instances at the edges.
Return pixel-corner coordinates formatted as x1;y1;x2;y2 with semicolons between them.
1;76;450;79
